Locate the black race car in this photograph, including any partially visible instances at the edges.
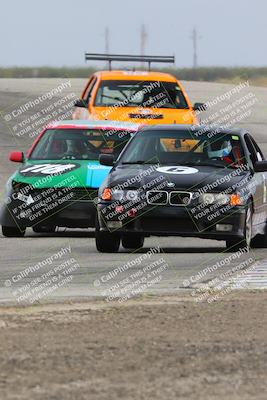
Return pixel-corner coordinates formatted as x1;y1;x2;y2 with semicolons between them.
96;125;267;252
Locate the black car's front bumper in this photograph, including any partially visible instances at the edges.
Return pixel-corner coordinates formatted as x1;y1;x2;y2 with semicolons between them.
98;202;247;241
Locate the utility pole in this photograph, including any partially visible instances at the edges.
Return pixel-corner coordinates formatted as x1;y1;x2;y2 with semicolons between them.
105;27;110;69
141;24;148;68
105;27;110;54
191;27;200;68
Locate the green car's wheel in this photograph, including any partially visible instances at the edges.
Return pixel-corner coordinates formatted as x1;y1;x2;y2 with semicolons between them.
2;226;25;237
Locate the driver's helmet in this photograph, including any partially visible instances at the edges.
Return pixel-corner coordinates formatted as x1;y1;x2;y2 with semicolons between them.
51;139;66;156
208;140;232;158
66;139;82;154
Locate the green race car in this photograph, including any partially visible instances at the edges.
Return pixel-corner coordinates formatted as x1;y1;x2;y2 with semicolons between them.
0;120;140;236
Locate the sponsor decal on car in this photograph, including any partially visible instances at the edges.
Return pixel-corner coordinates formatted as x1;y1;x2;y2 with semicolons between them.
86;162;112;187
156;166;199;175
20;163;80;176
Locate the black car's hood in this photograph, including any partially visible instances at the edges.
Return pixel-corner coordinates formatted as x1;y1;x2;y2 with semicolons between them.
106;164;250;193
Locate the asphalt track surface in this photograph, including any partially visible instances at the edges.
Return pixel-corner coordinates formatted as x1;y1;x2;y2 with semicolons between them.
0;78;266;304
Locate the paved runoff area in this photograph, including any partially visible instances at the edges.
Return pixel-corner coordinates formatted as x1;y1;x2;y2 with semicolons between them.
0;79;267;305
1;79;267;400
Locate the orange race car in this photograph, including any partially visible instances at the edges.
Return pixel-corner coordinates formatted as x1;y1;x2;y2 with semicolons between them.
73;54;206;127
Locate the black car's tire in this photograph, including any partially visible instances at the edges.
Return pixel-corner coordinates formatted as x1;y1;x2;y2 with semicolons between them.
251;233;267;248
226;204;252;252
95;218;120;253
226;238;248;252
122;235;144;250
32;225;56;233
2;226;25;237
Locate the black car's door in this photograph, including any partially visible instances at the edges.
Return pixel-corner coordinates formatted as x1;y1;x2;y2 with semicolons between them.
244;134;267;231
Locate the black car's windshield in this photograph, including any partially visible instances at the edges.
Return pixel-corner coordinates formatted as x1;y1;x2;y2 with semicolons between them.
119;130;247;168
30;129;133;160
94;80;189;109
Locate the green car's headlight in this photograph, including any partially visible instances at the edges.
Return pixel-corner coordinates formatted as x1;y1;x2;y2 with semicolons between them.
11;180;26;191
11;180;20;190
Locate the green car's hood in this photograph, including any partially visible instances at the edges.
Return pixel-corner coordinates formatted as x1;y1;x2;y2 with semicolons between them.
12;159;112;189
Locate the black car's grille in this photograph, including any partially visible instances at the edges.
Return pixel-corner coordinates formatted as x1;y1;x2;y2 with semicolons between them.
147;190;192;206
169;192;191;206
147;191;168;205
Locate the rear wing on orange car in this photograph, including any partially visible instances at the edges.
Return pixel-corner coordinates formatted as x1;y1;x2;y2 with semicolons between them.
84;53;175;71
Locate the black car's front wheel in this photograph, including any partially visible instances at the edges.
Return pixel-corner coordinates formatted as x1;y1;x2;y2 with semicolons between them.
95;218;120;253
226;205;252;252
122;235;144;250
251;234;267;248
2;225;25;237
251;220;267;248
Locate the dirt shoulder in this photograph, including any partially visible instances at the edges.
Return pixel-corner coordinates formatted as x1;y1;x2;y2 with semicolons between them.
0;291;267;400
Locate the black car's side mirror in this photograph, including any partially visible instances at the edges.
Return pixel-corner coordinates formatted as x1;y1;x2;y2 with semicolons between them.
74;99;88;108
99;154;114;166
193;102;207;111
254;161;267;172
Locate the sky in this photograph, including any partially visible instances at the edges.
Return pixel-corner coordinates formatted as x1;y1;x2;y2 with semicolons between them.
1;0;267;67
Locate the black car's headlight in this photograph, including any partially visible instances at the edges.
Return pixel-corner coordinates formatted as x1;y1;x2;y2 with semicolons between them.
101;188;140;201
200;193;243;206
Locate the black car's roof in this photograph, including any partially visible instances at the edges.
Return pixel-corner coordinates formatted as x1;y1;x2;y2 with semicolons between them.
138;124;248;137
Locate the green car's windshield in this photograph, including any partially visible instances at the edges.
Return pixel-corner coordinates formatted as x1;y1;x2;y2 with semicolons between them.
29;129;132;161
94;80;189;109
119;130;247;169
